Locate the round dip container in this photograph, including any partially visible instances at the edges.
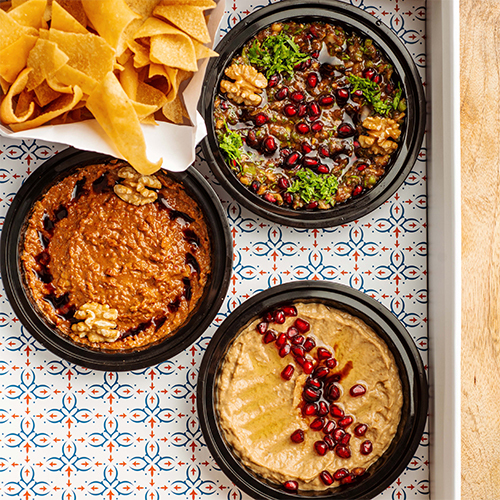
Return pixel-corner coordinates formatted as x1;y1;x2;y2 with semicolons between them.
200;0;426;228
1;148;232;371
197;281;428;499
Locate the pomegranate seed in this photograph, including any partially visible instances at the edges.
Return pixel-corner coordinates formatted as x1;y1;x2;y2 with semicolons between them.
255;113;268;126
290;429;305;443
333;428;345;443
291;334;304;345
324;435;335;450
354;424;368;437
311;50;319;58
310;417;325;431
268;74;280;87
325;357;337;369
303;157;319;168
317;347;331;359
306;200;319;210
298;104;307;117
314;441;328;456
306;377;322;389
333;468;348;481
276;332;287;348
352;467;366;477
280;148;291;158
353;185;363;196
292;345;305;358
295;356;306;368
317;164;329;174
336;445;351;459
353;89;363;98
311;121;324;132
301;142;312;154
325;384;340;401
338;416;354;428
317;401;329;416
330;404;344;418
309;25;319;38
340;433;351;446
250;180;261;193
282;305;297;317
357;164;367;171
302;403;318;416
308;102;320;117
373;74;382;84
284;104;298;117
285;152;301;168
294;61;305;71
294;318;310;333
281;364;294;380
341;474;355;485
303;337;316;352
275;87;289;100
283;481;298;492
296;123;310;134
313;366;329;379
304;58;312;70
287;326;299;339
263;136;278;153
360;440;373;455
337;88;350;101
318;146;330;158
363;68;376;80
323;420;336;435
220;100;228;110
278;177;290;190
274;310;286;324
263;330;277;344
337;123;355;137
263;192;277;204
350;384;366;397
290;91;305;103
279;344;291;357
256;321;268;334
303;360;314;374
303;387;320;402
307;73;318;88
318;95;334;106
319;471;333;486
283;192;293;204
264;312;274;323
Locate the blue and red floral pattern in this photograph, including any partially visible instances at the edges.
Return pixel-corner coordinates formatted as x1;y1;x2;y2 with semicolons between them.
0;0;428;498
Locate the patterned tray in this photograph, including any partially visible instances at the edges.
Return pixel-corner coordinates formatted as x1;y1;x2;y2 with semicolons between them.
0;0;428;498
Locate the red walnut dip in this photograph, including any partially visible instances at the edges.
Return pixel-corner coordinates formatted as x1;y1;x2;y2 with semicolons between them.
216;302;402;492
21;160;211;350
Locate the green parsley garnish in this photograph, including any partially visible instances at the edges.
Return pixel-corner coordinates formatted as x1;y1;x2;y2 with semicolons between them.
347;74;398;116
219;124;243;168
392;83;403;110
247;32;309;78
287;170;339;204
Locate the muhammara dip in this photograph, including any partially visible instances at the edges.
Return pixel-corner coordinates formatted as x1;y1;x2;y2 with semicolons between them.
216;302;402;491
21;160;211;350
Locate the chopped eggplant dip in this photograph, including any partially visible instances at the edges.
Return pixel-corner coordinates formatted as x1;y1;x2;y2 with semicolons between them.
213;21;407;210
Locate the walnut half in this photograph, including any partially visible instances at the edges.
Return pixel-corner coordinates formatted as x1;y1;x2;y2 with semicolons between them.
71;302;119;343
114;166;162;206
359;116;402;155
220;64;267;106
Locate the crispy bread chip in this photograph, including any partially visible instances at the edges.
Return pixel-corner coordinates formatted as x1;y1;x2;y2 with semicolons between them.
0;68;36;124
150;29;197;72
51;1;88;34
0;9;38;52
0;34;38;83
26;38;69;91
86;72;162;175
8;0;46;29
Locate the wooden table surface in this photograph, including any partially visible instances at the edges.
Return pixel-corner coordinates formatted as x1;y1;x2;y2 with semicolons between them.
461;0;500;497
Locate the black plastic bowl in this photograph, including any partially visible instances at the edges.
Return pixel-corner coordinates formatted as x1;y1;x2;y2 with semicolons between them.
200;0;426;228
0;148;232;371
197;281;428;499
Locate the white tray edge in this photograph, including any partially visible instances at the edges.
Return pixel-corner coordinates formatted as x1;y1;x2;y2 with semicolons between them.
427;1;461;499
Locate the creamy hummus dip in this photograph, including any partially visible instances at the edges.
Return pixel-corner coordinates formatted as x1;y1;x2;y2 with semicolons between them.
21;160;211;350
216;302;402;491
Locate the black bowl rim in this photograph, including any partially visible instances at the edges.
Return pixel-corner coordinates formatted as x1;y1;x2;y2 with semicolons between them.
200;0;426;228
0;147;233;371
197;281;428;499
